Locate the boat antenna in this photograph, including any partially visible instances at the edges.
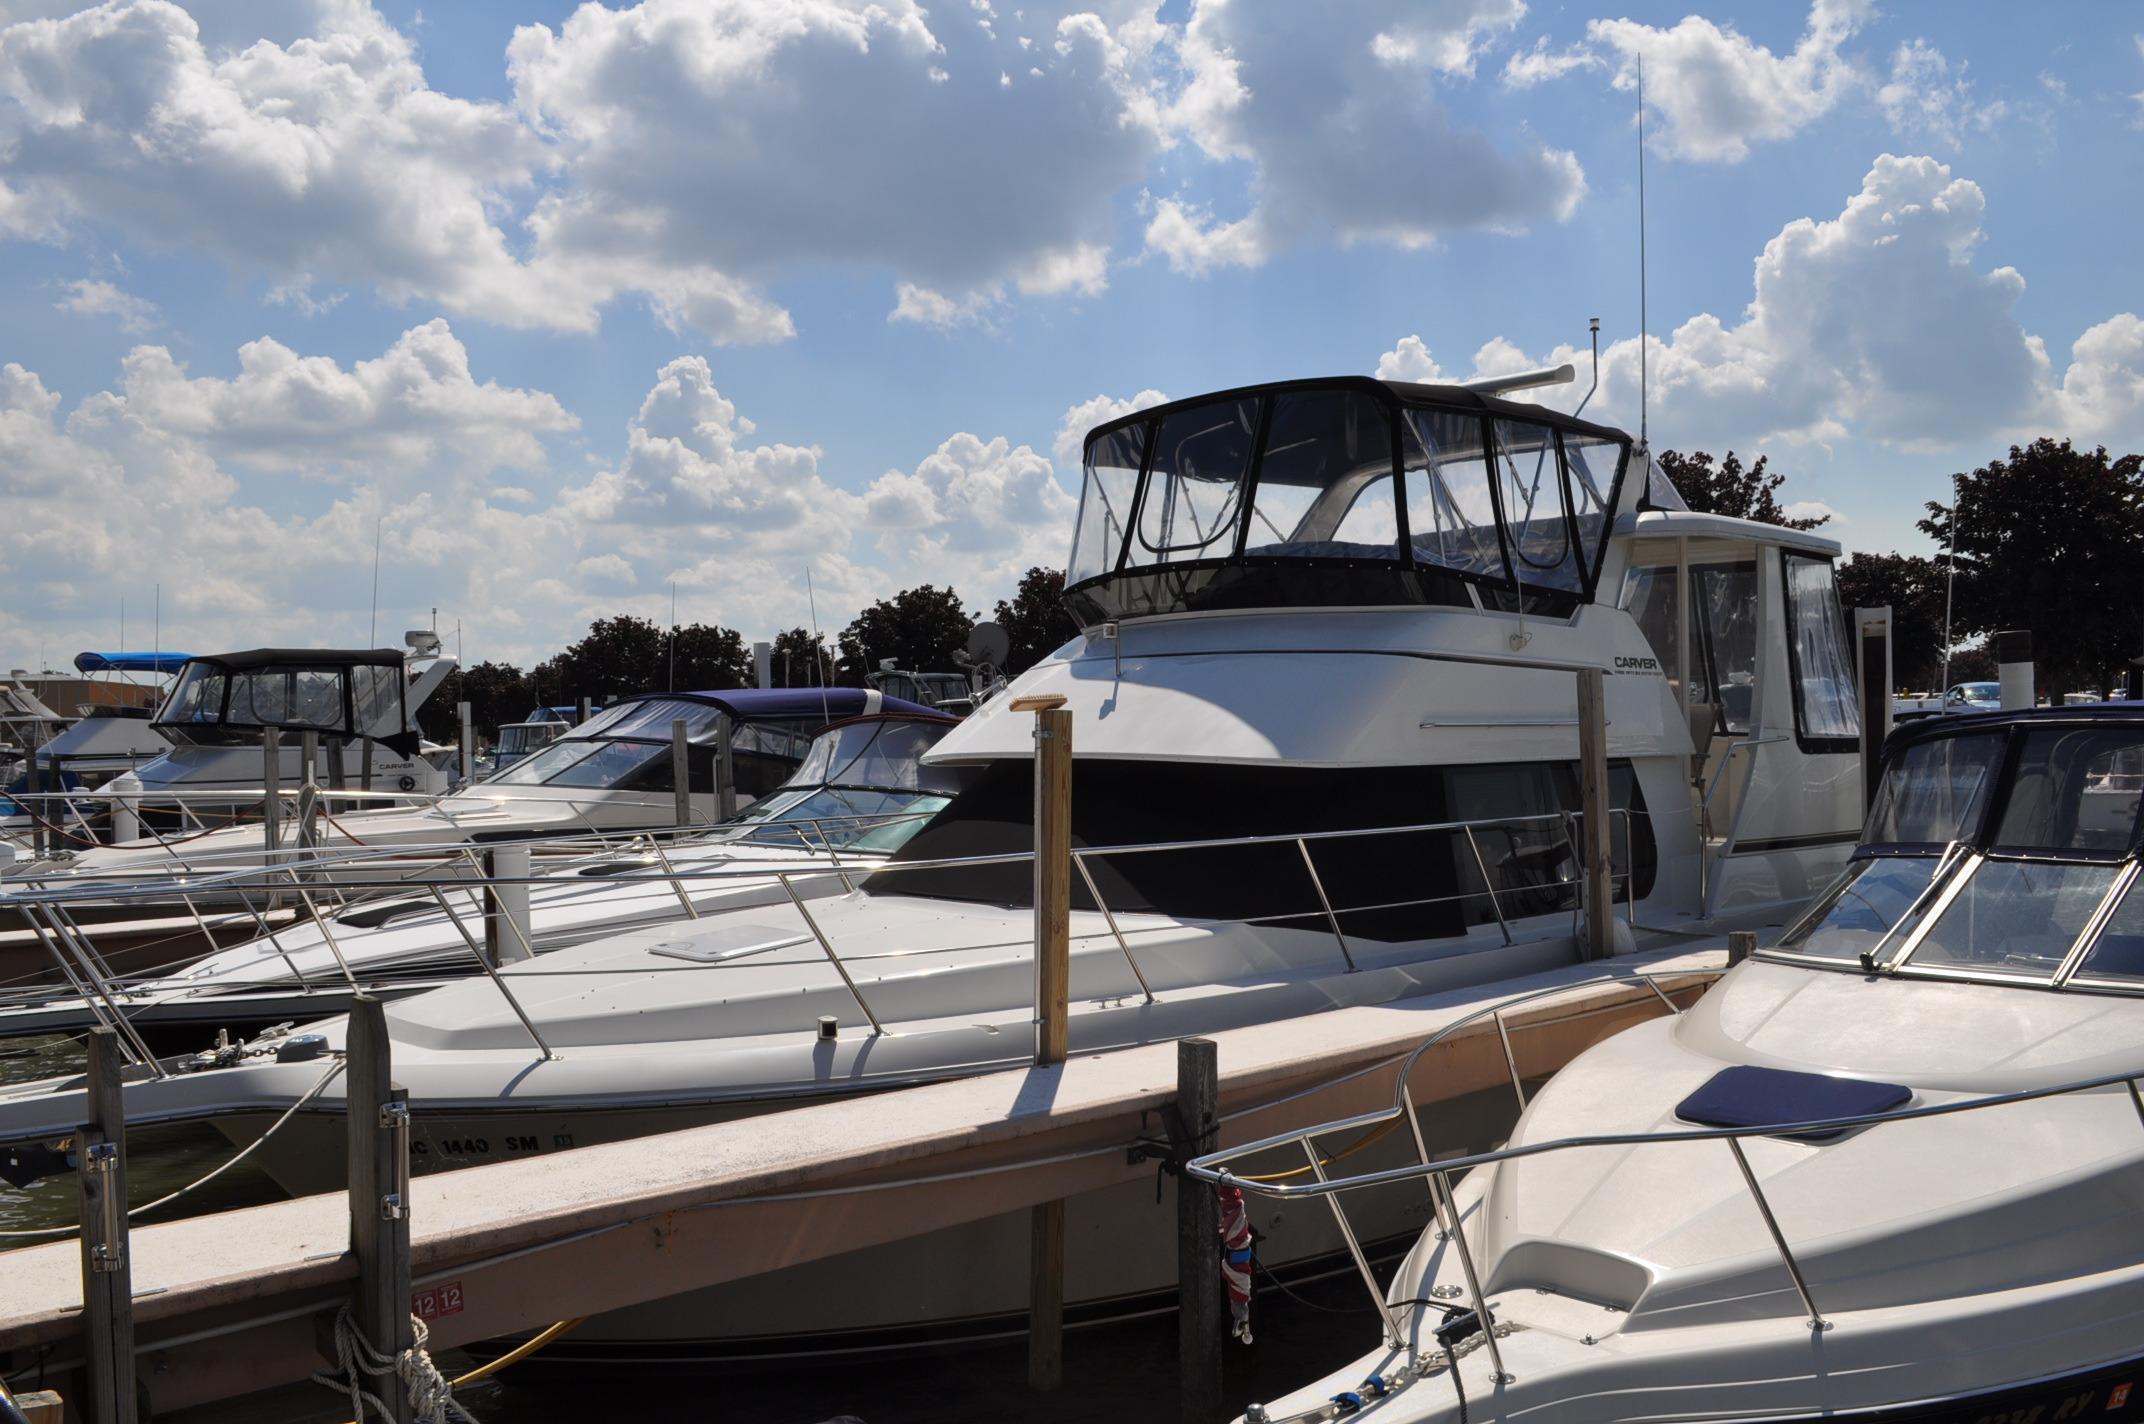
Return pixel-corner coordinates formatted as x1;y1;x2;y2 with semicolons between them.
368;513;383;645
153;582;160;667
804;566;832;724
1573;316;1601;418
119;594;125;662
1636;56;1650;450
1939;472;1960;691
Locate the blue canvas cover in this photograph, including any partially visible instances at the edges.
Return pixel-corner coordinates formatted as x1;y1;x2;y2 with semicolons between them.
1677;1065;1910;1142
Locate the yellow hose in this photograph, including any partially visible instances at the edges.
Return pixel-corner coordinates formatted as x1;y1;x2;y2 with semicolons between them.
1233;1115;1403;1184
334;1317;586;1424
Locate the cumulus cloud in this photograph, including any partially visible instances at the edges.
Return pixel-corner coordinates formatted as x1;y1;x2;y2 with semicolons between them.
0;0;1163;340
1392;155;2144;455
1374;336;1448;383
113;319;577;476
56;277;157;332
1590;0;1870;163
1145;0;1585;273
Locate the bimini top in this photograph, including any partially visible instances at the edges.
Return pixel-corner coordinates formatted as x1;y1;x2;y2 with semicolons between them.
153;648;419;755
72;651;194;675
1066;375;1636;624
1768;702;2144;991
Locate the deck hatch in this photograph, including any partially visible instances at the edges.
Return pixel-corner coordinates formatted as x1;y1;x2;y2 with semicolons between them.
1675;1065;1909;1142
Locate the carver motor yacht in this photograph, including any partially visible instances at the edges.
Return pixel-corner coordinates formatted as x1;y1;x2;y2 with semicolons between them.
1205;703;2144;1424
0;710;967;1044
0;373;1873;1350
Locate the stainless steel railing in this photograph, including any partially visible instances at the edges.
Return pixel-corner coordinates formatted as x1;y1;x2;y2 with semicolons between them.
0;803;1652;1069
1184;964;2144;1400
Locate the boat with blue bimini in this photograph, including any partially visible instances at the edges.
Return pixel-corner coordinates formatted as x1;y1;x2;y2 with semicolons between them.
0;369;1879;1356
1194;700;2144;1424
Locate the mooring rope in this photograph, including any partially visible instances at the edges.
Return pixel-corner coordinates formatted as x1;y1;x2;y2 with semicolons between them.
315;1303;478;1424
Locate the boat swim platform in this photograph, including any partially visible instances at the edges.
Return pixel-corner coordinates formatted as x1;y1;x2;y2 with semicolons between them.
0;945;1725;1412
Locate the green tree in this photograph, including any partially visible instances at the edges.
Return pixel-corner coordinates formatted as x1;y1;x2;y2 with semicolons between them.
1834;552;1949;692
415;660;530;744
535;615;750;705
768;627;835;688
837;585;972;685
991;566;1079;676
1918;438;2144;701
1656;450;1830;530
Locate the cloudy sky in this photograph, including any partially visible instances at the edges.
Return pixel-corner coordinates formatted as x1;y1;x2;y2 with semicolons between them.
2;0;2139;673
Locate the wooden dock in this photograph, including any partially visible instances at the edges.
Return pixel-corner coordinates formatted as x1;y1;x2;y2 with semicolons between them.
0;946;1723;1414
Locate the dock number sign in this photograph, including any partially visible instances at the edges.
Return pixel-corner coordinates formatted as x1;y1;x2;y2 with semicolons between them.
411;1282;464;1322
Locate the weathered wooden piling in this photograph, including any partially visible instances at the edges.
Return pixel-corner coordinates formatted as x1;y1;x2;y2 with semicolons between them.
347;996;415;1424
1013;691;1073;1391
1728;929;1757;966
457;700;475;786
1576;666;1613;960
76;1027;136;1424
1177;1036;1222;1424
713;712;737;822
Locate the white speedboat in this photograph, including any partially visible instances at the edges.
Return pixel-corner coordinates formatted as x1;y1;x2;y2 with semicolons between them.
0;372;1873;1350
1204;702;2144;1424
490;705;574;772
0;710;966;1045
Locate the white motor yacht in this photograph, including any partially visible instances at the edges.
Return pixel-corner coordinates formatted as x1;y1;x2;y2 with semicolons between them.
1203;703;2144;1424
0;710;966;1045
0;373;1875;1352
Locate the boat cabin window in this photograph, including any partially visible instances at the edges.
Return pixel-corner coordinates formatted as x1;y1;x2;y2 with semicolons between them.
1491;419;1580;593
1864;731;2006;844
1067;422;1146;586
1694;562;1759;736
1135;397;1258;563
1993;727;2144;854
1619;565;1683;707
1783;554;1859;748
1245;390;1398;559
1065;381;1629;623
1402;410;1504;583
868;757;1654;944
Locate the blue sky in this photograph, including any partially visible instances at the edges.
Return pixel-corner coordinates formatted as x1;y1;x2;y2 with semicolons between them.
1;0;2139;673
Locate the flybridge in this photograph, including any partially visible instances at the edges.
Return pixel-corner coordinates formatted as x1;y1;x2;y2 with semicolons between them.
1064;376;1636;625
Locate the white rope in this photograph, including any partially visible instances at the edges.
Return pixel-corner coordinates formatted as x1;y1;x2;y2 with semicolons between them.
312;1302;477;1423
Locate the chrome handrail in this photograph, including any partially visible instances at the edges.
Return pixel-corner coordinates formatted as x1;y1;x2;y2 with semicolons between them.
1187;965;2144;1390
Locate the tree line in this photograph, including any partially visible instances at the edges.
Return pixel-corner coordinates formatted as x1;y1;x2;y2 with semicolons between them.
1656;440;2144;700
420;565;1078;741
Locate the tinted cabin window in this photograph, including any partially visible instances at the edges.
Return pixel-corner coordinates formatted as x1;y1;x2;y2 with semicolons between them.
868;759;1654;943
1244;390;1398;560
1135;398;1259;563
1069;422;1147;586
1620;565;1683;706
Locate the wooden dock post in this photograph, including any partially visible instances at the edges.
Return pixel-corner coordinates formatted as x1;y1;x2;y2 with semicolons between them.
1177;1036;1222;1424
1727;929;1757;966
575;696;593;727
1576;667;1614;960
713;713;736;823
672;717;693;829
1012;692;1072;1391
77;1027;136;1424
457;700;474;787
346;996;414;1424
24;725;44;860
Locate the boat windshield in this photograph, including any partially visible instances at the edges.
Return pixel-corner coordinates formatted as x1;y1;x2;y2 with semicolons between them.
1769;719;2144;990
713;716;967;851
484;695;826;799
154;654;408;749
1065;381;1629;624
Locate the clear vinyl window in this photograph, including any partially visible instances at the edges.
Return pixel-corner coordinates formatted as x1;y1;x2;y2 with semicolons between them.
1784;553;1860;745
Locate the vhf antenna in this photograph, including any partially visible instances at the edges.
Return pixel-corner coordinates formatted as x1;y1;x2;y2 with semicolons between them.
1637;56;1650;451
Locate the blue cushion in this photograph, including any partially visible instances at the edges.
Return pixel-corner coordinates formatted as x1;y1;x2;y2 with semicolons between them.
1676;1065;1910;1142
